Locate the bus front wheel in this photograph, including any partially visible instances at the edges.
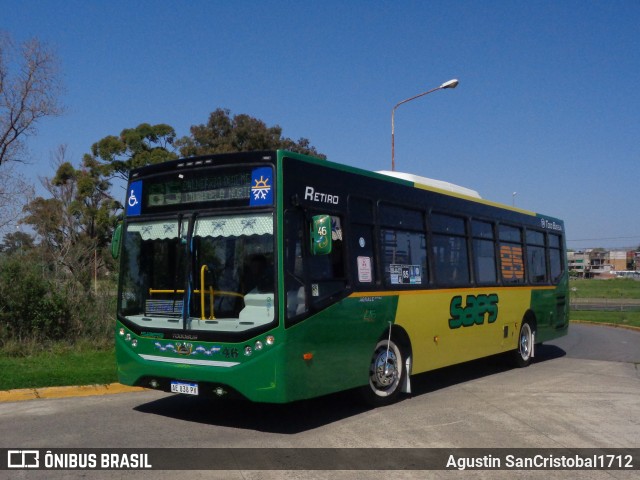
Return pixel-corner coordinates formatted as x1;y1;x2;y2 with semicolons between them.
513;321;534;368
361;338;406;406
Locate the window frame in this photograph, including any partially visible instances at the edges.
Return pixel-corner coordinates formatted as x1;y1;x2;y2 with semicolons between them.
378;202;428;289
498;223;526;285
430;212;471;287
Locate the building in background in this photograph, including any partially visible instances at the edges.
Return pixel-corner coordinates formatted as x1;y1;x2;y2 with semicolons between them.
567;248;639;278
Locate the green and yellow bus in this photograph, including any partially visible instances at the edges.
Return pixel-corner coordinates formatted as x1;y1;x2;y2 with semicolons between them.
113;150;568;405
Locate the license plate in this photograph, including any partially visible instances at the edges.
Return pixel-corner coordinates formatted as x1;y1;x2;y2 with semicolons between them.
170;381;199;395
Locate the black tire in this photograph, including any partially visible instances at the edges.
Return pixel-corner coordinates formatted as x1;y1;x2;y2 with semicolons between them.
513;321;534;368
361;338;406;407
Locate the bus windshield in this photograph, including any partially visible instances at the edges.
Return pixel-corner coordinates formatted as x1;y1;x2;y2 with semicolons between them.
118;212;275;334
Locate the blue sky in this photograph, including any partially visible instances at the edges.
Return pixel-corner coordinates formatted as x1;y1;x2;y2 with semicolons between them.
3;0;639;250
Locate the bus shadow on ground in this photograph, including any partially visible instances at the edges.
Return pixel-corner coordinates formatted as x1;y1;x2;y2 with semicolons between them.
134;388;364;434
409;343;566;396
134;344;566;434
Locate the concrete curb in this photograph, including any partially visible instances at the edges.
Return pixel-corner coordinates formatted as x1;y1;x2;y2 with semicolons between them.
570;319;640;332
0;383;146;403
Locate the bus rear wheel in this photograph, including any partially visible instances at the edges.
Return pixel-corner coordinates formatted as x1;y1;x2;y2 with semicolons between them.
361;338;406;406
514;321;534;368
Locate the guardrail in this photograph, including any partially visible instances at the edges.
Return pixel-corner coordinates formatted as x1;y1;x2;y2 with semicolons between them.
570;298;640;311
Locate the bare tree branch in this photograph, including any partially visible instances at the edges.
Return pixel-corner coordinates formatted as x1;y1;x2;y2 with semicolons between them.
0;33;63;166
0;161;34;233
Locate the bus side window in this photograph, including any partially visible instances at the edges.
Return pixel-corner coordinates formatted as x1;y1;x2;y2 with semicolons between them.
548;233;564;283
499;225;525;284
379;204;428;287
471;220;497;284
526;230;547;284
431;213;469;286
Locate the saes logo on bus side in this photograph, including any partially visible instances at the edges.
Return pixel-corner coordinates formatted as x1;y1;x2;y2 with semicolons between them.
449;294;499;329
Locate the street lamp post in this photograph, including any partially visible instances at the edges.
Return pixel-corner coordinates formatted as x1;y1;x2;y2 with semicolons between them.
391;78;459;171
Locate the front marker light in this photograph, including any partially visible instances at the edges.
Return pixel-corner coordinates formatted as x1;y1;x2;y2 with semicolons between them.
119;328;125;336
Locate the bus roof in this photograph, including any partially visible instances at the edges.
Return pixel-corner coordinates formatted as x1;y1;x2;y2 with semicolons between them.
376;170;482;199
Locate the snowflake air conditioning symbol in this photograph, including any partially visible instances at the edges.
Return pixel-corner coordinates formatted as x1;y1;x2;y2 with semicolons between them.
252;176;271;201
249;167;273;206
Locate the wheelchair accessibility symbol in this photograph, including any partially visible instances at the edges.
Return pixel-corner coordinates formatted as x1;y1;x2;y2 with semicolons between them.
128;189;139;207
126;181;142;216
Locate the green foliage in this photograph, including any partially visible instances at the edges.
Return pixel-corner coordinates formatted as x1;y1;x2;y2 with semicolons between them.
0;249;117;351
52;161;76;185
0;255;71;341
0;231;34;254
178;108;326;158
90;123;178;180
22;147;120;285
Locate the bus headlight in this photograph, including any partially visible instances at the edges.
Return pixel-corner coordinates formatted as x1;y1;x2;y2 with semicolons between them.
244;346;252;356
266;335;275;346
254;341;263;351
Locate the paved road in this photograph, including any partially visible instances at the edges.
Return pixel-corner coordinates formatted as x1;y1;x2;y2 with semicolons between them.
545;322;639;363
2;324;639;479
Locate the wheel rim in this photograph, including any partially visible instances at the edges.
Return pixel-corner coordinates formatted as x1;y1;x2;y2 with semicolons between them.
519;323;532;361
369;341;402;397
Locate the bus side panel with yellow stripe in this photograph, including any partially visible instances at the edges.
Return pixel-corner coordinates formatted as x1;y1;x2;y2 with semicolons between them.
392;287;552;373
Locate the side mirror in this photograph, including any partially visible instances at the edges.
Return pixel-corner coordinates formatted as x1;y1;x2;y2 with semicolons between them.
311;215;332;256
111;223;123;259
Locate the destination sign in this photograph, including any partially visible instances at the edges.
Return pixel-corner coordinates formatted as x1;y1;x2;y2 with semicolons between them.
146;172;251;207
137;166;273;212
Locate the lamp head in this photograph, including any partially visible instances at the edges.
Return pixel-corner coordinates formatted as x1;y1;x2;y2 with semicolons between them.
440;79;459;89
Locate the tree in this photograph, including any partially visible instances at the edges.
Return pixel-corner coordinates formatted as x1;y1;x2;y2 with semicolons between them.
177;108;326;158
89;123;178;181
0;33;63;166
0;230;34;254
0;161;34;232
21;145;119;283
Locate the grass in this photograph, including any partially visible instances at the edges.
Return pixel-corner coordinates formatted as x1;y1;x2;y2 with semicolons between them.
571;310;640;329
569;278;640;299
0;344;117;391
569;278;640;328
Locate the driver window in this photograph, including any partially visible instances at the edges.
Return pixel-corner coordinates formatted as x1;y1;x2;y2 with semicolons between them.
307;215;346;305
284;211;347;322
